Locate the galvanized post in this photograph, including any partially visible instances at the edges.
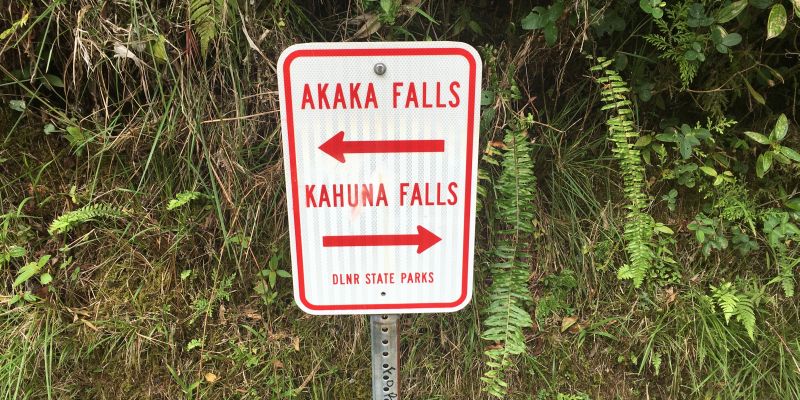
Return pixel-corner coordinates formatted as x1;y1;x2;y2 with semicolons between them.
370;314;399;399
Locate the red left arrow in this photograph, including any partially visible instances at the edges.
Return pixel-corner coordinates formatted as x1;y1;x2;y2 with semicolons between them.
322;225;442;254
319;131;445;163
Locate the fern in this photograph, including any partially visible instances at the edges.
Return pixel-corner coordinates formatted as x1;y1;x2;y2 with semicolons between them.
590;56;655;288
643;3;706;88
481;116;536;398
0;11;29;41
167;191;205;211
48;203;127;235
710;282;757;341
771;248;797;297
189;0;237;56
762;210;799;297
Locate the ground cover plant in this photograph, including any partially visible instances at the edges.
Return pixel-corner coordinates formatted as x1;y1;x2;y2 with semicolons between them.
1;0;799;399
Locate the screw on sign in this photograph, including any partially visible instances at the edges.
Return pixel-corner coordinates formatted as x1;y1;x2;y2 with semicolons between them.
277;42;481;399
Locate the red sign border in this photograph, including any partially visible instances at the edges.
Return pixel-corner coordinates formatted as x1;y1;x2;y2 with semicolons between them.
281;46;477;311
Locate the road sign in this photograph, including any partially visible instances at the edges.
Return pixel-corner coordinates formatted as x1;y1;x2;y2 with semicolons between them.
278;42;481;315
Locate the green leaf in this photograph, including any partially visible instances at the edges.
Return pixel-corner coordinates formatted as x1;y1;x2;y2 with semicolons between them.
468;20;482;34
774;151;791;164
679;135;701;159
655;133;679;143
547;1;564;22
13;255;51;288
684;133;701;147
722;33;742;46
152;34;168;63
521;9;545;30
793;0;800;16
756;151;773;178
380;0;393;14
277;269;291;278
744;131;771;144
614;53;629;71
4;245;26;260
654;224;674;234
43;74;64;88
180;269;192;280
543;23;558;46
40;273;52;285
770;114;788;141
780;146;800;162
408;6;438;24
43;123;56;135
651;8;664;18
743;78;766;105
750;0;772;9
481;90;495;106
700;166;718;176
9;99;25;112
634;135;653;147
766;4;787;39
786;198;800;211
711;25;727;42
717;0;748;23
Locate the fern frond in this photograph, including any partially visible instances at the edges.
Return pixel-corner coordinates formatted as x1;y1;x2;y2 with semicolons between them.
772;248;797;297
710;281;758;341
481;117;536;397
48;203;127;235
167;191;205;211
642;3;706;88
735;296;756;341
711;282;739;323
590;57;655;288
189;0;237;56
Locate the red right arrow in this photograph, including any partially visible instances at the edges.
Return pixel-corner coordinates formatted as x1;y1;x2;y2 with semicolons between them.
319;131;445;163
322;225;442;254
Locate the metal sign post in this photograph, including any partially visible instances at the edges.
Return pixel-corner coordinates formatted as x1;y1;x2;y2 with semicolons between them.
276;41;481;397
370;314;399;399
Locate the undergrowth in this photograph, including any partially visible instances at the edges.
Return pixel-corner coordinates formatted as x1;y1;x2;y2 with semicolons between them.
0;0;798;399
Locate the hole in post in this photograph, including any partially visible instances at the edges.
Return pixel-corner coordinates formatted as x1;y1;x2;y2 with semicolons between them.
383;363;389;368
382;339;388;345
382;315;388;320
383;387;389;392
381;327;388;333
383;375;389;380
382;351;388;357
380;292;386;296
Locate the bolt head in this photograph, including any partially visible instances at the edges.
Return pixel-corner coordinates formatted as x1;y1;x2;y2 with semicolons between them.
374;63;386;75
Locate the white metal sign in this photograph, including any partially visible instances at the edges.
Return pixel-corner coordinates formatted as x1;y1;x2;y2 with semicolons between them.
278;42;481;315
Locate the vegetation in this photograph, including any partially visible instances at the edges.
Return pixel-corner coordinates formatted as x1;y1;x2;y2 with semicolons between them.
1;0;799;399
